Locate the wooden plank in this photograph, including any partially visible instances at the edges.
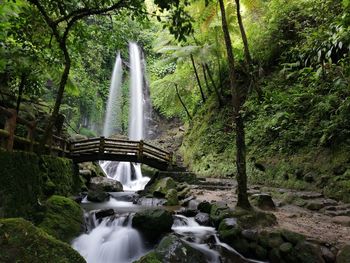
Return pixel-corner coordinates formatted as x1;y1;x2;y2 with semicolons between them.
70;137;101;144
143;141;169;154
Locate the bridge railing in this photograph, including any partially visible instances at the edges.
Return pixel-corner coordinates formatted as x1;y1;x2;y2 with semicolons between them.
0;106;69;155
70;137;172;164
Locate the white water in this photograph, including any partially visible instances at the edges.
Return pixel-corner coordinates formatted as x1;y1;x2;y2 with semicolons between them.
72;214;146;263
103;53;123;137
100;43;150;191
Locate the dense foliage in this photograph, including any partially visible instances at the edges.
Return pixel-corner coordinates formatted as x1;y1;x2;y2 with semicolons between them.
1;0;349;199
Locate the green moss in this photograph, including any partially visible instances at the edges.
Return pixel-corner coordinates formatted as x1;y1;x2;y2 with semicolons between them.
0;150;82;219
0;150;43;220
0;218;85;263
133;251;162;263
39;195;83;243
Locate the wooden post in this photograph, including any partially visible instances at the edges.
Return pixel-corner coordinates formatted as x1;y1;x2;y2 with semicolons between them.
99;136;105;154
138;140;144;162
27;121;36;152
4;109;17;151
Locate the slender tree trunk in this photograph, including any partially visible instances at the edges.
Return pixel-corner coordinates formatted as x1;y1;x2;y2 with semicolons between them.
234;0;263;101
190;54;206;103
205;63;223;107
202;64;212;94
39;45;71;152
219;0;251;209
175;84;192;120
16;73;27;114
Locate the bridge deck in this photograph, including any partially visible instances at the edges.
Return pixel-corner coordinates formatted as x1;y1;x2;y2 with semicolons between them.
69;137;172;170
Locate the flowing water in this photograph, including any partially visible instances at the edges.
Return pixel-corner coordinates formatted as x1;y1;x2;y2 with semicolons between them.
100;42;150;191
103;53;123;137
72;43;264;263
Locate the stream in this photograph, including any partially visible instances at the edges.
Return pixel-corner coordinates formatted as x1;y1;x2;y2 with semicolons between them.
71;191;266;263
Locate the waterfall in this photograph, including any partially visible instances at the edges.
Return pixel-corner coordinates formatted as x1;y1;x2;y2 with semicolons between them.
100;43;150;191
72;214;146;263
103;53;123;137
129;42;144;141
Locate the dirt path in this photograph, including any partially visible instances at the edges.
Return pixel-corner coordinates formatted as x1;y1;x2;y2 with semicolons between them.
191;178;350;248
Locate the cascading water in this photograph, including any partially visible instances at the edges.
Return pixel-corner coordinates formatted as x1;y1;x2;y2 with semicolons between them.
103;53;123;137
100;43;150;191
72;213;146;263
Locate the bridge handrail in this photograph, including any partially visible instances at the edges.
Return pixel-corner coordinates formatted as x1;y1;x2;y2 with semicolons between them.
0;106;173;168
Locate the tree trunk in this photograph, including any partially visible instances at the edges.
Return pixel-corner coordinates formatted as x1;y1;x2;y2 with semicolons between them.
175;84;192;120
39;44;71;152
235;0;263;101
219;0;251;209
205;63;223;107
190;54;206;103
16;73;27;114
202;64;212;94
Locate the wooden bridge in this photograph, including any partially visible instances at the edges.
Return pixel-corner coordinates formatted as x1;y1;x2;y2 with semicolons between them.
0;105;173;170
70;137;173;170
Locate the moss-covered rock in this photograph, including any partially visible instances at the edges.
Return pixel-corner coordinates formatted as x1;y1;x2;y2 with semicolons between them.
210;202;234;227
294;241;325;263
280;229;305;245
39;195;84;242
87;189;109;202
89;177;123;192
197;200;212;214
165;189;179;206
336;244;350;263
155;234;207;263
0;218;85;263
132;208;173;241
133;251;162;263
0;150;82;220
152;177;177;197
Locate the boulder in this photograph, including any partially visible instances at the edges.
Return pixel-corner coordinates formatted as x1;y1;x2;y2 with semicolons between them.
332;216;350;227
321;246;335;263
280;229;305;245
87;189;109;202
279;242;293;254
95;208;115;220
177;208;198;217
210;202;233;226
132;208;173;241
39;195;84;243
197;200;212;214
195;212;210;226
180;195;195;206
0;218;85;263
152;177;177;197
89;177;123;192
165;189;179;206
241;229;258;242
336;244;350;263
251;193;276;210
218;218;242;246
294;241;325;263
155;234;207;263
304;172;316;183
134;251;161;263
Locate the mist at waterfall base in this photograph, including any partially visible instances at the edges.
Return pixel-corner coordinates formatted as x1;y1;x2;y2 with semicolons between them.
101;42;150;191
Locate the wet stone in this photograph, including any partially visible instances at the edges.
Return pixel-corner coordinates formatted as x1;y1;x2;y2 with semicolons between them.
194;212;210;226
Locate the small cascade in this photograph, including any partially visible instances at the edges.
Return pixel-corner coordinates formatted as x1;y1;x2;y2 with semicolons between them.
103;53;123;137
72;213;147;263
172;215;266;263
